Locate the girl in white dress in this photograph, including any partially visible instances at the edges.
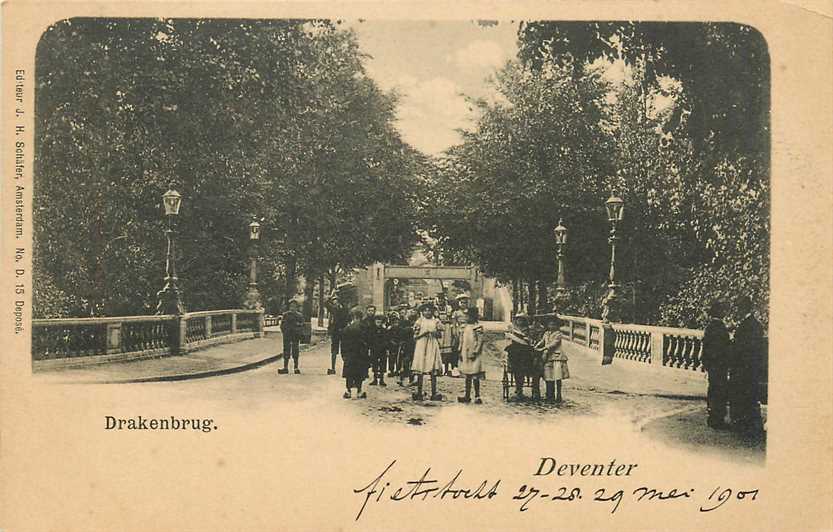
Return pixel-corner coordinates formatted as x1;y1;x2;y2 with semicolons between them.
457;307;485;404
411;303;444;401
535;316;569;403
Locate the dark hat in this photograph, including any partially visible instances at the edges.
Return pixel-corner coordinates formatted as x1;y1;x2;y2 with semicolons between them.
708;299;726;318
417;302;435;312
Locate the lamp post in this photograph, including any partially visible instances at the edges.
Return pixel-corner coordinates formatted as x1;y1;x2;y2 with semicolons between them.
553;218;569;312
155;184;185;316
602;192;624;323
243;220;263;310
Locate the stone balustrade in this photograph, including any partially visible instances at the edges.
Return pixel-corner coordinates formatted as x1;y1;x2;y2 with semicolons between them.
556;314;706;374
32;309;264;370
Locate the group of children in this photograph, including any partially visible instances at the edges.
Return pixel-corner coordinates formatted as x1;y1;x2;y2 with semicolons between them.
504;313;570;403
279;294;570;405
339;299;487;403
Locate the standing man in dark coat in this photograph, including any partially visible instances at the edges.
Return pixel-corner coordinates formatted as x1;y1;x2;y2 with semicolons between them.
730;296;765;436
326;294;350;376
278;299;304;375
701;300;732;429
341;307;369;399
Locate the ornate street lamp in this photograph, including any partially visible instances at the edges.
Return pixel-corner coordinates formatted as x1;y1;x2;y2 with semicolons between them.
553;219;569;312
243;220;263;310
155;183;185;315
602;193;624;322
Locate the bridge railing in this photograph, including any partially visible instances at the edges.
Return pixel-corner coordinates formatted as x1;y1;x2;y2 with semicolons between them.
553;314;706;373
32;309;264;367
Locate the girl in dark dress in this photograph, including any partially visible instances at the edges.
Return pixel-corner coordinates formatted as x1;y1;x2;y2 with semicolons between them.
341;308;370;399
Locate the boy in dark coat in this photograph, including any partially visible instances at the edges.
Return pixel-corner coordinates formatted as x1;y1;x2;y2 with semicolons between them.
398;310;417;386
278;299;304;374
701;300;732;429
369;313;389;386
341;308;369;399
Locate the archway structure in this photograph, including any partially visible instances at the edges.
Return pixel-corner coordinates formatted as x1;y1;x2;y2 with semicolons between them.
356;262;484;312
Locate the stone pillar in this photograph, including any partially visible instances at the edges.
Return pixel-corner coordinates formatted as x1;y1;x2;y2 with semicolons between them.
585;321;592;348
255;311;264;338
650;331;664;367
205;315;213;338
106;322;122;355
601;324;616;365
171;315;187;355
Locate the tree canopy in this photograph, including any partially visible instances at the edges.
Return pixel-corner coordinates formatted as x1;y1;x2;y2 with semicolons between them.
34;18;420;318
423;21;770;328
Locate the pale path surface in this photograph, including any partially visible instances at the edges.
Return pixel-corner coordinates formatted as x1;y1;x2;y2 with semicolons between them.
36;333;765;464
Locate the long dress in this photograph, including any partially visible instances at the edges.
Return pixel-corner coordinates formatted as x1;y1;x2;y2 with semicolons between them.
458;323;485;378
341;321;369;380
411;317;443;375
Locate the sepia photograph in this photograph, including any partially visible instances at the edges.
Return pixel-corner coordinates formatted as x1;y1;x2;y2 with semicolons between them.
2;4;830;531
31;17;769;453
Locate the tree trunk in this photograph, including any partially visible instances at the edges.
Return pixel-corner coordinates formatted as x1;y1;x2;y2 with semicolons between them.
528;279;537;316
328;268;338;295
285;256;297;310
537;279;548;313
519;280;526;314
303;276;315;322
317;275;325;327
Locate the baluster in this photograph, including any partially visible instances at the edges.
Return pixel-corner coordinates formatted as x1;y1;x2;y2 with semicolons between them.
684;337;694;370
620;330;628;359
158;321;165;348
673;336;683;368
140;322;148;350
668;336;678;368
150;322;157;349
694;338;704;372
638;333;646;363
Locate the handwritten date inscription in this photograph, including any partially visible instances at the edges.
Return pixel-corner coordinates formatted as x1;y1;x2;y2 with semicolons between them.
354;460;759;521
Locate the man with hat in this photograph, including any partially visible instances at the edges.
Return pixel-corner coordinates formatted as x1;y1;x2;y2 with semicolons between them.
326;293;350;376
729;296;765;436
701;299;732;429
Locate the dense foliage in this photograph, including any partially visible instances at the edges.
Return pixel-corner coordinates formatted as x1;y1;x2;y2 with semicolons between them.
422;22;770;328
34;19;770;329
34;18;421;318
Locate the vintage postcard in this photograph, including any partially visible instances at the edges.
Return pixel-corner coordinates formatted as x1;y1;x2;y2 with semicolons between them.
1;1;831;531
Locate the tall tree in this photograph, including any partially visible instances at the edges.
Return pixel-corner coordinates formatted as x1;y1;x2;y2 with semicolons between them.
33;18;420;318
